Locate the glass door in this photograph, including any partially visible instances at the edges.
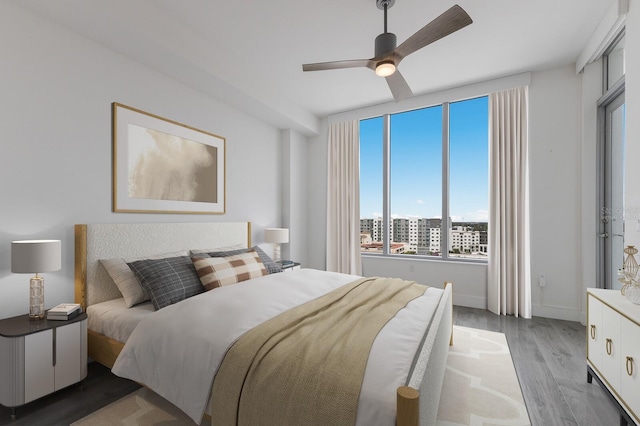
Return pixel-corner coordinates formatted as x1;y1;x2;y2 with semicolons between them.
601;92;626;289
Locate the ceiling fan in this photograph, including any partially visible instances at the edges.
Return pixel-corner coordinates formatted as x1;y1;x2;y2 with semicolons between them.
302;1;473;102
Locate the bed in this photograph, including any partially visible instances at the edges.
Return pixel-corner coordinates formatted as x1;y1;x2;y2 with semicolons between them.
74;222;453;426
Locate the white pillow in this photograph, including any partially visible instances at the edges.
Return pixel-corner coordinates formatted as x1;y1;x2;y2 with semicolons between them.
100;250;189;307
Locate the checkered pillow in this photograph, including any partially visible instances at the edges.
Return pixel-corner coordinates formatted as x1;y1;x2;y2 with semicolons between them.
192;251;267;291
190;246;282;274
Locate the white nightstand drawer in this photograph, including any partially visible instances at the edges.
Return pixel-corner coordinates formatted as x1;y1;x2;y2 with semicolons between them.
0;313;87;415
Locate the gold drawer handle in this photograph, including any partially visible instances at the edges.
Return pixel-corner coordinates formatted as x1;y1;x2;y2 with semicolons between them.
627;356;634;376
590;324;596;339
606;338;613;355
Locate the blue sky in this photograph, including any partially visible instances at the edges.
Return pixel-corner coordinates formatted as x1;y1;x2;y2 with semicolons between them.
360;96;488;221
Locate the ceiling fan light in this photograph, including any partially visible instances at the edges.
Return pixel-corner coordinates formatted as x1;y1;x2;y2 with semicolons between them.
375;62;396;77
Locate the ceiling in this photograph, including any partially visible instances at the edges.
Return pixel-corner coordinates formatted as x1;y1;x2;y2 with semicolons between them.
15;0;612;135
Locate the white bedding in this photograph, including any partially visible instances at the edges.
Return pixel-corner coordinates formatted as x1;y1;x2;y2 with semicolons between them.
111;268;443;425
86;298;154;343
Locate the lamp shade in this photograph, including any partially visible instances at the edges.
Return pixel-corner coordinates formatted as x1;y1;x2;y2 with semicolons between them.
11;240;62;273
264;228;289;244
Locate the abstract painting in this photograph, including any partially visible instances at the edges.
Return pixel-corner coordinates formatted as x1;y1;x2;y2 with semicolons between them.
112;103;225;214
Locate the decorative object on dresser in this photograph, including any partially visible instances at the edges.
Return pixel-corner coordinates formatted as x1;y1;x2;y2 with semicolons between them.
264;227;289;262
11;239;62;319
0;312;88;420
587;288;640;426
619;245;640;304
112;102;226;214
625;285;640;306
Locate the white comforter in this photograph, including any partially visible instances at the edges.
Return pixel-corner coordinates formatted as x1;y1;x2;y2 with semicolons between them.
111;268;443;425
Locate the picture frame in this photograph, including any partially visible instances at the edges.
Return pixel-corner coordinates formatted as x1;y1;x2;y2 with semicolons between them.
112;102;226;214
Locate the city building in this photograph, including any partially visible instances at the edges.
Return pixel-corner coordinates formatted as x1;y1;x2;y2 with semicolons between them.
361;217;485;256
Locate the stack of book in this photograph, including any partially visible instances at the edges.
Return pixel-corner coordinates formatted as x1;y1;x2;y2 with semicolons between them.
47;303;82;321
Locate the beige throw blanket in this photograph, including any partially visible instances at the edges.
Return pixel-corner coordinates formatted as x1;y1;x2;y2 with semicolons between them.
210;276;428;426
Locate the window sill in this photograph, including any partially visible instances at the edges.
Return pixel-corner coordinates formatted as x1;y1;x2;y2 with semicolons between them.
361;253;488;265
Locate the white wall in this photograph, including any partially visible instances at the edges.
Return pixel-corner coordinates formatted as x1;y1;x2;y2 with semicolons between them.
625;2;640;251
282;129;309;266
0;3;283;319
362;258;487;307
3;1;629;323
579;58;603;324
306;67;594;319
528;65;584;320
307;1;637;322
574;0;639;324
307;117;329;271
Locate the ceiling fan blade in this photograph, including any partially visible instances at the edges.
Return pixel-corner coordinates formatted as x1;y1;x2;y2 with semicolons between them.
393;5;472;61
303;59;374;72
386;70;413;102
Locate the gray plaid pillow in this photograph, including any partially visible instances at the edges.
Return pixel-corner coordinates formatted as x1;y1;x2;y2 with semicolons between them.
128;256;204;310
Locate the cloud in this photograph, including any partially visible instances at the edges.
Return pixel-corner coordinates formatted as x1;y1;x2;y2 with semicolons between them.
451;210;489;222
416;199;425;205
472;209;489;221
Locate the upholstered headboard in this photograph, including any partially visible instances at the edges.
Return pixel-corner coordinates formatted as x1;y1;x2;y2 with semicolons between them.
74;222;251;308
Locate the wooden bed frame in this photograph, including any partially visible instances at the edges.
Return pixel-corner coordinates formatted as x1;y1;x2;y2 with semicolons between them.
74;222;452;426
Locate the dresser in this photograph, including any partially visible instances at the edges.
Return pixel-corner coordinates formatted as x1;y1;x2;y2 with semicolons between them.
0;313;87;419
587;289;640;425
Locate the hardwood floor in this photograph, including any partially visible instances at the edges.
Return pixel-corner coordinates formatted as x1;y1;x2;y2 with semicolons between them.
0;307;621;426
0;362;139;426
454;306;620;426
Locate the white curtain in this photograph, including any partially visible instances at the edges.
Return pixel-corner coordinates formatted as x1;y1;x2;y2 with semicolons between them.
326;120;362;276
488;87;531;318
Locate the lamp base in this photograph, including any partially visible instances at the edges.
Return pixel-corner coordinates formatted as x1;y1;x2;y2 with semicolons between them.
273;243;282;263
29;276;45;320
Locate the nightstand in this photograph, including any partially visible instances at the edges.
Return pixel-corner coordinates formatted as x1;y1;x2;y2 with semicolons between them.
0;312;87;419
279;261;301;272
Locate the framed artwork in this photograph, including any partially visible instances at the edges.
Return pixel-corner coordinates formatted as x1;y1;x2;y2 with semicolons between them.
112;102;226;214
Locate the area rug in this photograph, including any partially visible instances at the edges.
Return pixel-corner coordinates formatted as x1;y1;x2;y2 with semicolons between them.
436;325;531;426
73;326;529;426
71;387;210;426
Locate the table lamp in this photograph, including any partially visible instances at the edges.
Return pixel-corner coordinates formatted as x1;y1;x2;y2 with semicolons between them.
11;240;62;319
264;228;289;263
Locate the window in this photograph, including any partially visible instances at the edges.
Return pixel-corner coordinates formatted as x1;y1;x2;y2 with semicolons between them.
360;117;384;251
605;32;625;91
599;30;626;289
359;96;489;261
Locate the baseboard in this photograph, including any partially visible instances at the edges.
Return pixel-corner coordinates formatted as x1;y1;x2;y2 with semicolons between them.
452;294;486;310
453;297;584;322
532;303;583;322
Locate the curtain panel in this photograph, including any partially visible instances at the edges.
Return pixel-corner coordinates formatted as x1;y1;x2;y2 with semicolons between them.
488;87;531;318
326;120;362;275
